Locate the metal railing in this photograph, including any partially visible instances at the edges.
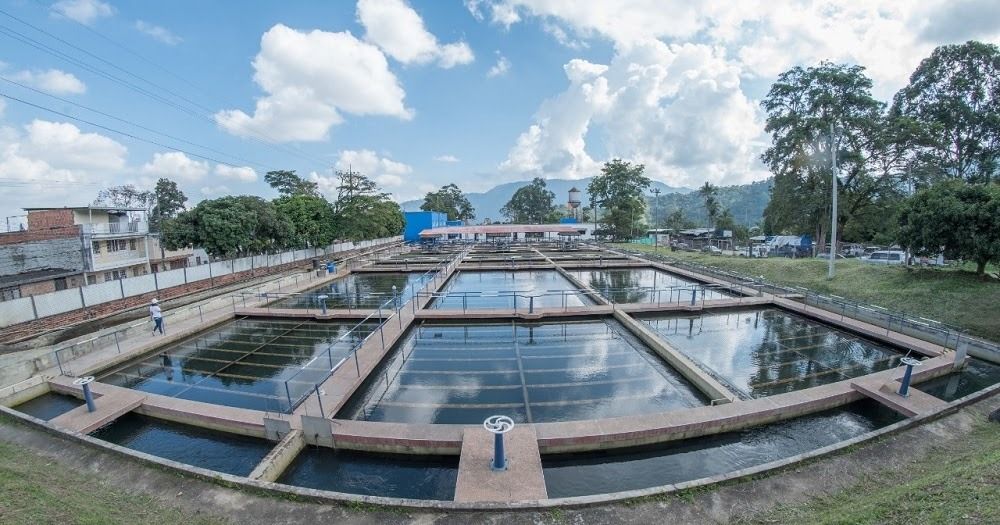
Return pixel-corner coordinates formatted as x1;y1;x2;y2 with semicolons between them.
613;244;1000;358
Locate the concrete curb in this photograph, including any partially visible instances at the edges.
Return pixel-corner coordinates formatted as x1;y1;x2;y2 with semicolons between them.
0;380;996;511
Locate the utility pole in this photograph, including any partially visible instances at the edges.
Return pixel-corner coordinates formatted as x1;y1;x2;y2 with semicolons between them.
829;122;838;279
651;188;661;251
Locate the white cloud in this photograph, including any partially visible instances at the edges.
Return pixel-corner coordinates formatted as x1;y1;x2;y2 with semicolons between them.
140;152;209;182
500;44;766;187
215;24;412;142
200;185;230;197
357;0;474;68
135;20;182;45
487;53;511;78
51;0;114;25
213;164;258;182
0;99;5;118
0;120;127;217
309;149;417;201
10;69;86;95
433;154;460;163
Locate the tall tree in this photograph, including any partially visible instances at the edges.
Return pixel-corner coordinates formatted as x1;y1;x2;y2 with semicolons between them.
698;182;720;228
500;177;556;223
265;170;320;197
588;159;651;240
898;180;1000;276
420;183;476;221
273;195;337;248
331;170;404;241
760;61;901;253
94;184;154;210
892;41;1000;184
161;196;294;257
149;178;187;233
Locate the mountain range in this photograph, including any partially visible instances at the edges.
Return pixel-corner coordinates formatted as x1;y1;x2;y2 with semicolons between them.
402;177;774;227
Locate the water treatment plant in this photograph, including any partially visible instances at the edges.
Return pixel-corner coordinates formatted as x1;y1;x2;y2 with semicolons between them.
2;240;999;508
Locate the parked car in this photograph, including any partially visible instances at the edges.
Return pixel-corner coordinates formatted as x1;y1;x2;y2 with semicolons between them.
861;250;906;265
815;252;847;260
701;245;723;255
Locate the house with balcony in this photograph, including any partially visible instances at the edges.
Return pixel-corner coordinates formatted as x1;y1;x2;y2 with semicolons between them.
22;206;152;285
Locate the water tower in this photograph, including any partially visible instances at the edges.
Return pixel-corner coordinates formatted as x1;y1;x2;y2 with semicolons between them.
568;187;582;220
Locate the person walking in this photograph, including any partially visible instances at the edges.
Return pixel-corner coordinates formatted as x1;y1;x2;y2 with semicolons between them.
150;298;164;335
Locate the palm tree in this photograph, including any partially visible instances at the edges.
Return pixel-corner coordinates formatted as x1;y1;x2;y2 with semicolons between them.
699;182;720;228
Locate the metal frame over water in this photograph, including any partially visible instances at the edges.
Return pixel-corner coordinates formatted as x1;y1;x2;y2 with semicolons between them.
5;239;998;506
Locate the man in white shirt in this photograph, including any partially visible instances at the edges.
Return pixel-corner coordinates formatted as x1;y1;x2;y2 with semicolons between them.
150;298;164;335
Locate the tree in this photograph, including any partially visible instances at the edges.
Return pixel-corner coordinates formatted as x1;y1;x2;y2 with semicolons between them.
588;159;651;240
265;170;320;197
149;178;187;233
94;184;153;210
892;41;1000;184
331;170;404;241
664;209;694;231
500;177;555;223
161;196;294;257
898;180;1000;277
273;195;337;248
421;183;475;221
698;182;720;228
760;61;903;254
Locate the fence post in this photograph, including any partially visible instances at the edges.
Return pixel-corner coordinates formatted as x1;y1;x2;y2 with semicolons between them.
79;286;87;307
29;294;39;320
153;272;159;291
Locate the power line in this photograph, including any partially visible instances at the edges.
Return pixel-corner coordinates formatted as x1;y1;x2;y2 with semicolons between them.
0;75;277;171
0;91;256;169
2;6;334;171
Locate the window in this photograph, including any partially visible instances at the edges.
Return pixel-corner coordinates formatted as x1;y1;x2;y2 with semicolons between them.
87;275;96;285
104;271;112;282
92;241;101;254
129;239;137;251
0;286;21;302
54;278;67;291
106;239;129;252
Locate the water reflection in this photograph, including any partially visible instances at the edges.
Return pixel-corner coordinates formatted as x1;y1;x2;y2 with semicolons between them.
431;271;586;310
643;308;907;398
570;268;735;304
101;319;373;411
272;272;424;309
338;319;708;424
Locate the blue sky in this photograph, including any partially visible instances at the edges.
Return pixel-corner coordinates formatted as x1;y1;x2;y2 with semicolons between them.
0;0;998;224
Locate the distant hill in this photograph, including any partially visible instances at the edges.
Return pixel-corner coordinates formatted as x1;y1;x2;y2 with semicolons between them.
402;177;773;227
401;177;692;222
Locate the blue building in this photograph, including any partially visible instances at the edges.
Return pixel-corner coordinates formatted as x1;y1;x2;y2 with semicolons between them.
403;211;448;242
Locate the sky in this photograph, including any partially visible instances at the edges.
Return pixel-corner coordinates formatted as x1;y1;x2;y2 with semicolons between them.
0;0;998;226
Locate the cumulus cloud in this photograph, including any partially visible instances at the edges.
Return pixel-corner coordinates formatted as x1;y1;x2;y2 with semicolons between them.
135;20;182;45
215;24;412;142
0;120;126;216
434;154;460;163
10;69;86;95
309;149;417;201
140;152;209;181
487;53;511;77
357;0;474;68
213;164;257;182
200;185;230;197
51;0;114;25
500;44;766;187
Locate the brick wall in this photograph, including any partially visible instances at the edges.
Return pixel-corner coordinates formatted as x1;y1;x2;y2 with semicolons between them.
26;209;75;230
0;224;81;246
19;280;57;296
0;235;85;276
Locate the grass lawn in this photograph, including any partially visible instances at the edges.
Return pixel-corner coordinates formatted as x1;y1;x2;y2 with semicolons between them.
0;438;226;525
614;244;1000;342
737;418;1000;525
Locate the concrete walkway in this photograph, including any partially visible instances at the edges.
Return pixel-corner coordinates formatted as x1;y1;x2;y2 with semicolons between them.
454;425;547;503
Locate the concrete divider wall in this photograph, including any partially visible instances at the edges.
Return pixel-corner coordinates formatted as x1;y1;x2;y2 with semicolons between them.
31;288;83;317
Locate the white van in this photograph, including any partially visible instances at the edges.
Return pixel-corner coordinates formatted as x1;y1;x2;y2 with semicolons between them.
862;250;907;265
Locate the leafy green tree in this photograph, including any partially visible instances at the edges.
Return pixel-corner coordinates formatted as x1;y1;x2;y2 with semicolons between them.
898;180;1000;276
698;182;720;228
761;61;903;253
420;183;475;221
892;41;1000;184
331;170;404;241
149;178;187;233
273;195;337;248
500;177;556;223
664;209;694;231
94;184;154;210
588;159;651;240
265;170;320;197
161;196;294;257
